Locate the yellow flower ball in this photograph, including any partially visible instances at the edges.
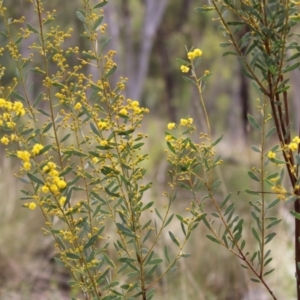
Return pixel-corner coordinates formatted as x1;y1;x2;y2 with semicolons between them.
100;140;108;146
180;119;188;126
23;162;31;171
32;143;43;155
119;108;128;115
180;65;189;73
167;123;176;130
28;202;37;210
267;151;276;159
74;102;82;110
42;185;49;193
193;48;203;57
57;180;67;189
1;136;9;145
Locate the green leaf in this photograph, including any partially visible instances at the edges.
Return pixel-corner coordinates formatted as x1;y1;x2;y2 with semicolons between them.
90;122;101;137
147;258;163;265
105;65;117;78
220;42;232;48
266;219;281;229
250;278;261;283
265;127;276;139
11;91;26;102
116;223;136;238
141;201;154;212
145;264;158;277
164;214;174;228
266;199;279;211
251;145;261;153
93;1;108;9
176;58;189;65
66;252;81;260
194;6;215;13
27;173;44;185
283;62;300;73
212;134;223;146
182;76;196;85
60;133;71;143
42;122;53;134
164;245;170;263
76;10;86;23
84;235;98;249
286;52;300;62
166;141;176;154
206;235;221;245
26;23;39;33
245;189;260;195
93;15;104;31
220;193;232;209
248;171;260;182
251;227;261;244
247;114;261;131
264;268;275;276
290;210;300;220
223;51;238;57
169;231;180;247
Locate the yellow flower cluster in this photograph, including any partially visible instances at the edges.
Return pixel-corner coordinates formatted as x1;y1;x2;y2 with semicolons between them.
180;118;193;126
271;185;287;201
32;143;44;155
187;48;203;60
267;151;276;159
0;98;25;128
42;162;67;195
180;65;189;73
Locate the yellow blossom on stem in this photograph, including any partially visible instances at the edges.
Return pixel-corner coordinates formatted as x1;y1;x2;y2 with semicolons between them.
180;65;189;73
204;70;210;75
59;196;66;207
180;118;188;126
167;123;176;130
187;52;195;60
57;180;67;189
193;48;203;57
293;136;300;144
100;140;108;146
32;143;43;155
28;202;37;210
1;136;9;145
23;162;31;171
288;142;298;151
187;117;193;124
267;151;276;159
165;135;174;141
98;121;108;130
119;108;128;115
42;185;49;193
17;150;31;162
74;102;82;110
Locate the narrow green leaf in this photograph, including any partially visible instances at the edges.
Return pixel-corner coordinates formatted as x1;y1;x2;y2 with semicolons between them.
93;1;108;9
265;127;276;139
169;231;180;247
26;23;39;33
251;145;261;153
252;227;261;244
76;10;86;23
220;193;232;209
84;235;98;249
206;235;221;245
42;122;53;134
250;278;261;283
248;171;260;182
66;252;81;260
27;173;44;185
247;114;261;131
93;15;104;31
266;219;281;229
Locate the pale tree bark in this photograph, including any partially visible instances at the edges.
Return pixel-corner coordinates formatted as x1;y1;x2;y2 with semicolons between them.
105;0;168;100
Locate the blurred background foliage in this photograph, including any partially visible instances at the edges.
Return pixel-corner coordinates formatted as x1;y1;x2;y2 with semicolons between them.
0;0;299;299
